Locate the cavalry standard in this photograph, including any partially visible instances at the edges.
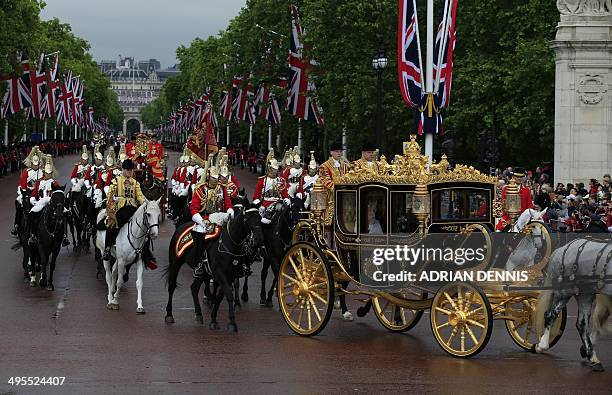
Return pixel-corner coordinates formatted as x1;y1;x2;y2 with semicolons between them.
278;135;566;358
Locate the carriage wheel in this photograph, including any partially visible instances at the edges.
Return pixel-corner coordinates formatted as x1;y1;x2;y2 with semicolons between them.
278;242;334;336
431;282;493;358
505;297;567;351
372;291;427;333
522;221;552;270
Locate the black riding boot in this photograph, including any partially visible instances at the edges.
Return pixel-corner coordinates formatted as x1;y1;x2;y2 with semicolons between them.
28;211;41;245
191;231;209;278
12;200;21;236
62;215;70;247
103;228;117;260
141;239;158;270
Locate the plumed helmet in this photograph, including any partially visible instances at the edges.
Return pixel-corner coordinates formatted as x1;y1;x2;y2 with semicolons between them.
94;144;103;161
269;158;279;170
119;143;127;162
81;145;89;161
105;149;116;167
308;151;318;170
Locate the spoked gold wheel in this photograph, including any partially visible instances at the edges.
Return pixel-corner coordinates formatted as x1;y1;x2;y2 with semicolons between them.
372;291;427;333
505;297;567;351
431;282;493;358
278;242;334;336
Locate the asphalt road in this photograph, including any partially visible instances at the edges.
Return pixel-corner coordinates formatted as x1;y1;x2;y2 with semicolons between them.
0;151;611;394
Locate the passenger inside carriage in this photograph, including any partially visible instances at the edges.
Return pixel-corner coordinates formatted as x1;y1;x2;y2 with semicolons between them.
360;189;386;234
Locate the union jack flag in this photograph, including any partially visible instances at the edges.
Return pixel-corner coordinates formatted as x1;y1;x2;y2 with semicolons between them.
1;54;34;118
286;5;324;125
219;89;231;120
42;53;60;119
243;80;257;124
398;0;423;109
230;77;244;122
255;83;282;125
433;0;458;109
26;53;48;119
56;71;74;126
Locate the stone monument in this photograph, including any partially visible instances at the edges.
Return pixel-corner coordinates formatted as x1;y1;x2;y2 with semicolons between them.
551;1;612;184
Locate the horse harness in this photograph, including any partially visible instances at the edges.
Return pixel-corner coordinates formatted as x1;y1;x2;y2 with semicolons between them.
558;238;612;292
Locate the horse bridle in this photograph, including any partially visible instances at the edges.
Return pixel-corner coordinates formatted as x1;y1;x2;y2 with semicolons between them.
43;194;66;236
127;204;159;252
218;207;260;257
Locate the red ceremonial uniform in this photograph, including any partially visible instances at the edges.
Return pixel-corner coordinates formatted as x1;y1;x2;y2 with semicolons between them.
253;176;288;208
496;185;534;231
284;167;307;195
70;163;90;179
190;185;233;219
32;179;60;198
95;170;114;190
149;142;163;160
19;168;42;190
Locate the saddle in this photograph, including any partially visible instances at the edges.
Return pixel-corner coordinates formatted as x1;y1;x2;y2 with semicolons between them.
175;224;222;259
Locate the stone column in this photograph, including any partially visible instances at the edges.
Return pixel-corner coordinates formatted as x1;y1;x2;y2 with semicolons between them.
551;2;612;185
123;119;127;135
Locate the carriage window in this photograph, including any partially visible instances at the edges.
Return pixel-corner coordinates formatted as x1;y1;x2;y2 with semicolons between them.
360;188;387;234
432;189;489;221
336;191;357;234
391;192;419;233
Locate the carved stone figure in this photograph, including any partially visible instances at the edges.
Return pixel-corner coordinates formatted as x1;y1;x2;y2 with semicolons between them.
557;0;612;15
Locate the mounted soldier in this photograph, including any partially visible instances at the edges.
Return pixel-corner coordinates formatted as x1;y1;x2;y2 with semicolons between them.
85;144;104;199
284;150;307;199
29;155;68;246
103;159;157;269
12;146;44;236
70;145;91;195
302;151;319;209
93;149;116;208
253;149;290;224
219;154;241;200
496;167;535;231
190;162;234;278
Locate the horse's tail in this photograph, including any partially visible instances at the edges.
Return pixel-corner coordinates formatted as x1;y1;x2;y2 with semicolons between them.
535;290;553;338
592;294;612;337
162;229;183;290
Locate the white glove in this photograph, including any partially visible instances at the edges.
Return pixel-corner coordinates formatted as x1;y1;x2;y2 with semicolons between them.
227;208;234;218
29;197;36;205
284;198;291;206
104;186;110;195
192;213;205;227
296;192;303;199
84;180;91;189
171;180;177;187
253;199;261;205
71;178;77;186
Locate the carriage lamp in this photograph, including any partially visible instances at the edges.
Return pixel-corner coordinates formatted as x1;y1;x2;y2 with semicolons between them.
310;180;328;216
412;184;430;234
504;179;522;223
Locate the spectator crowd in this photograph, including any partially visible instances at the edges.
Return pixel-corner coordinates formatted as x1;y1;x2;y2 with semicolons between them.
0;140;84;178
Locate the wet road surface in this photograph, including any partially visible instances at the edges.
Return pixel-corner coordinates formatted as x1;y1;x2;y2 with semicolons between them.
0;152;611;394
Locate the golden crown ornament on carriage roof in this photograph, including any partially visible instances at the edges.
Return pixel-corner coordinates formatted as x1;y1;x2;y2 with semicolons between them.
335;135;495;186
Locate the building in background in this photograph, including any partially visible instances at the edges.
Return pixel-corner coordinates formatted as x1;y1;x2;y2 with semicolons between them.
99;55;179;135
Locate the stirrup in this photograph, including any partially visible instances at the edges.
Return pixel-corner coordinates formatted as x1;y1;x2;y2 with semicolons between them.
193;259;211;278
62;238;70;247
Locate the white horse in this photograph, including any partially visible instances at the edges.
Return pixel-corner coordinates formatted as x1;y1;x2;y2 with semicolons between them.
96;199;161;313
501;208;548;271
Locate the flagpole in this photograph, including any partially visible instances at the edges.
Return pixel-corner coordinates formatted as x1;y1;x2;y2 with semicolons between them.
226;123;230;146
44;121;47;140
53;124;57;140
248;124;253;146
297;119;302;151
4;120;8;146
342;125;347;158
425;0;434;164
268;124;272;150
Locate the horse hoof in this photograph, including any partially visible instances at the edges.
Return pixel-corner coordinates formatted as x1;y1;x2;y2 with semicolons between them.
356;306;369;317
39;279;47;288
195;315;204;324
29;281;36;288
227;323;238;332
265;300;273;308
591;362;605;372
209;322;220;330
241;293;248;302
165;315;175;324
342;311;354;321
334;300;341;310
234;302;241;309
106;303;119;310
530;344;538;354
259;298;266;306
580;345;587;359
136;308;146;314
46;285;54;291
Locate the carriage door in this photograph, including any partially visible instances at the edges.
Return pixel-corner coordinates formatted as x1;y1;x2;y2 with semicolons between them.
359;185;388;243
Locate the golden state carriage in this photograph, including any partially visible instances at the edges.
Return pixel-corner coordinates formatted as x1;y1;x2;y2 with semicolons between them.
278;135;566;357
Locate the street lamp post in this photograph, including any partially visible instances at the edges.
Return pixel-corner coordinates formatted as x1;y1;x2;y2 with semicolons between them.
372;39;388;151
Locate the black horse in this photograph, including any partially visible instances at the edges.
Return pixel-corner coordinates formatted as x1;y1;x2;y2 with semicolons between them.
13;190;38;284
66;188;89;253
259;197;305;307
164;204;264;331
34;190;66;290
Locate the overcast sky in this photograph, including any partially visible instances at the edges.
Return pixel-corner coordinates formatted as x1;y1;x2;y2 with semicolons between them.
41;0;246;68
